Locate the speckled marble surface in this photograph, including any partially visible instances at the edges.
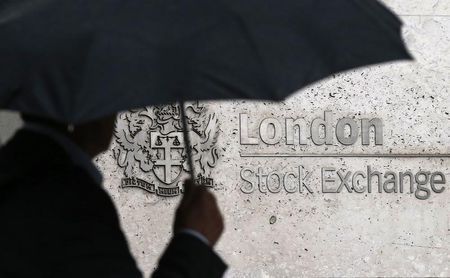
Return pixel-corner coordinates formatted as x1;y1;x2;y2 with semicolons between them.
1;1;450;277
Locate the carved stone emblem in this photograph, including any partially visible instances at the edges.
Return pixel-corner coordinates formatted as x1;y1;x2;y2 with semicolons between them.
113;102;220;197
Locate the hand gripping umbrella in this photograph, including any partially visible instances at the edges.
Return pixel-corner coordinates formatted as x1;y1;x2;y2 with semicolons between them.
0;0;411;180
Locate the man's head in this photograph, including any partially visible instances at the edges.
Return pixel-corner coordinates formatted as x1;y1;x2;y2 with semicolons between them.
21;113;117;158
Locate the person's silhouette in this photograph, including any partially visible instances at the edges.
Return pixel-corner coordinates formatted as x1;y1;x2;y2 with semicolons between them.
0;114;227;278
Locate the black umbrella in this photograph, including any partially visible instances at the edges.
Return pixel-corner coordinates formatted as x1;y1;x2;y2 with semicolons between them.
0;0;411;179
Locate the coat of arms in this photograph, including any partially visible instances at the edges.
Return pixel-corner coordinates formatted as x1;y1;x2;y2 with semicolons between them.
113;102;220;197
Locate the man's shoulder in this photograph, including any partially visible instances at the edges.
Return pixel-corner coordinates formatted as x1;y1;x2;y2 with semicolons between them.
0;129;71;173
0;130;113;218
0;129;102;186
0;130;140;278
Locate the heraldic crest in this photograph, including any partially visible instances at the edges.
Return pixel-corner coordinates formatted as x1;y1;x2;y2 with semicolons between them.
113;102;220;197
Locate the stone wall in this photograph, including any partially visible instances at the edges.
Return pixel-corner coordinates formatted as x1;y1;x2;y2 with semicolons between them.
1;1;449;276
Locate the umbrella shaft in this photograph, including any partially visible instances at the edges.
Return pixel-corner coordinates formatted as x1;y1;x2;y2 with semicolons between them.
179;101;196;182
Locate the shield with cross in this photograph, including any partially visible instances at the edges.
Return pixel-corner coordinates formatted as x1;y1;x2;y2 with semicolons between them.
150;131;185;185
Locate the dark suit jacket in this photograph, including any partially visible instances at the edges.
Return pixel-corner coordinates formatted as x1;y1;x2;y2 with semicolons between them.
0;129;227;278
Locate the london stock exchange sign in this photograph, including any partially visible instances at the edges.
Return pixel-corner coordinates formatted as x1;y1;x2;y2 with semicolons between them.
239;111;449;200
113;102;220;197
114;104;449;200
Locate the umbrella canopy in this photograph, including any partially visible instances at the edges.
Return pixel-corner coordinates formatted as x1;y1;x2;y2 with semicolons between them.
0;0;412;178
0;0;411;124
